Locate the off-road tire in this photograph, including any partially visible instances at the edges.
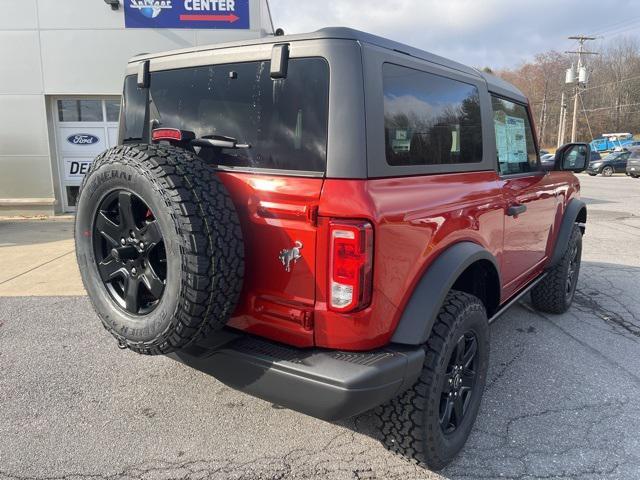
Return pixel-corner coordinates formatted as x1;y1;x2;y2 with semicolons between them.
531;224;582;314
75;144;244;355
374;291;489;470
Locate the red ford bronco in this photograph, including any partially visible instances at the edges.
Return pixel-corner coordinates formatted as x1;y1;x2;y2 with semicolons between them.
75;28;590;469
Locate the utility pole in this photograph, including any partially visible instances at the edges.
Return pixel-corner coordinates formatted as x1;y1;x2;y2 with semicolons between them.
561;98;568;145
557;91;566;147
565;36;598;142
539;87;548;145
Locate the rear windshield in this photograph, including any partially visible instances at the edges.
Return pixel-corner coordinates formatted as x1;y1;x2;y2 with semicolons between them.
121;58;330;173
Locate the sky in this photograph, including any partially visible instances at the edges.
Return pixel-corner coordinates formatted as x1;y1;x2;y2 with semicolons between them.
268;0;640;70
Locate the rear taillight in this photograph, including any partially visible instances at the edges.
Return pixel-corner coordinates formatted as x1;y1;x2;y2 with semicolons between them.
329;220;373;312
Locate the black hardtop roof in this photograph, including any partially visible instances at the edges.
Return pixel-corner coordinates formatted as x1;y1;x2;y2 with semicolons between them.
131;27;526;103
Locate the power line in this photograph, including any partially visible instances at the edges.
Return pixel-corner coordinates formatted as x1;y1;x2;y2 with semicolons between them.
583;109;640;115
582;102;640;112
602;19;640;36
587;16;640;37
606;24;640;41
578;92;594;140
582;74;640;92
528;74;640;106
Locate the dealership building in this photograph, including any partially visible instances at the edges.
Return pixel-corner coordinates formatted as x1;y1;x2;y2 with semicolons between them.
0;0;273;215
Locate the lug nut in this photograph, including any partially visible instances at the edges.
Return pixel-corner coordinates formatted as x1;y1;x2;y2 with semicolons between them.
139;242;145;249
131;267;137;275
120;238;126;245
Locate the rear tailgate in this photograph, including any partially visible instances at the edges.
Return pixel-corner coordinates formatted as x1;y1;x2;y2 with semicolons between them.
120;53;332;347
219;172;323;347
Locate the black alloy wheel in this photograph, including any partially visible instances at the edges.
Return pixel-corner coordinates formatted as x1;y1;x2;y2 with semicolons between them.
375;290;489;470
531;224;582;314
75;144;244;354
440;331;479;434
92;190;167;315
565;241;579;302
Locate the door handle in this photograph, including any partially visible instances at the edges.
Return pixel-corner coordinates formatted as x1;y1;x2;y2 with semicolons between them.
507;204;527;217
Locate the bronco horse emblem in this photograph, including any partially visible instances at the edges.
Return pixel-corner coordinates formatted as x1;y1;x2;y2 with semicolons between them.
278;241;303;272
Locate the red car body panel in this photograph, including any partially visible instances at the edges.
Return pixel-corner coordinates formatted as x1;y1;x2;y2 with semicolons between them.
314;172;505;350
217;172;322;348
499;173;559;299
215;168;578;352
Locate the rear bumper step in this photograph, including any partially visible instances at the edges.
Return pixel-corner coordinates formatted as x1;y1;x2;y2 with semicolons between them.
168;331;425;421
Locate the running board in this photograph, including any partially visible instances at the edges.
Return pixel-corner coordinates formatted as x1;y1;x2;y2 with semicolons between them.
488;273;547;325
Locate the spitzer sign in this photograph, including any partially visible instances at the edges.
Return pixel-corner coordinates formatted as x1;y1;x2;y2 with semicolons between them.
124;0;250;29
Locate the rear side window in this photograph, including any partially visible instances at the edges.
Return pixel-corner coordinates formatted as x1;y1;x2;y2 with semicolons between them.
146;58;329;172
382;63;483;167
491;96;539;175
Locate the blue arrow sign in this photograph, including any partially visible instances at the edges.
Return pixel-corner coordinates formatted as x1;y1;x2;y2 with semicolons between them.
124;0;250;29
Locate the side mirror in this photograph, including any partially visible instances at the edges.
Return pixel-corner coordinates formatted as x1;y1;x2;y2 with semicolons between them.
554;142;590;173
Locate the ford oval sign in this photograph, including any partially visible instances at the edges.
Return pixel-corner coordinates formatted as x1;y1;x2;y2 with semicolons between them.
67;134;100;146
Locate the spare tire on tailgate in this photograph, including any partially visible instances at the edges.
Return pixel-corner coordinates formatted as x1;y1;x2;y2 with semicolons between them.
75;144;244;355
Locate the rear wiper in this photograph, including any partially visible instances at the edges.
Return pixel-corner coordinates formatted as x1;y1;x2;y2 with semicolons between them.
192;135;251;150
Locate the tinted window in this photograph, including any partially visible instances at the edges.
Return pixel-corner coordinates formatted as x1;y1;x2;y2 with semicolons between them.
629;149;640;159
383;63;483;167
58;100;103;122
491;97;539;175
147;58;329;172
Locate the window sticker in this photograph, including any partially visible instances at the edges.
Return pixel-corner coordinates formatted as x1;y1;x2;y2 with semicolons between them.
494;111;527;165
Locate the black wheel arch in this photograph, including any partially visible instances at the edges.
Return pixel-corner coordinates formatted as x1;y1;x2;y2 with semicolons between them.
548;199;586;268
391;242;500;345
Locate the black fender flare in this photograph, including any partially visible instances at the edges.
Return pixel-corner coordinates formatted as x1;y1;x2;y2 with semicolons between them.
548;199;587;268
391;242;500;345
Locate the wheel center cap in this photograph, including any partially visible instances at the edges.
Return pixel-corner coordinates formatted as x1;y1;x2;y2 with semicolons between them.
453;374;462;390
111;245;140;262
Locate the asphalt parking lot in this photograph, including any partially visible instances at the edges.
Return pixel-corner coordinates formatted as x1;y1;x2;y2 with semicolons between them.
1;174;639;480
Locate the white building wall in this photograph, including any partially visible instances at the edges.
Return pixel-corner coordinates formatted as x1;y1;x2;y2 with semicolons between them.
0;0;271;215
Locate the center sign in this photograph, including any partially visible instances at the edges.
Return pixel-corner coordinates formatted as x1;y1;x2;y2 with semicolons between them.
124;0;250;29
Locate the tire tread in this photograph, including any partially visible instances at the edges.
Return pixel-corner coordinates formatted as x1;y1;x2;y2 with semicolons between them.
531;224;581;314
77;144;244;355
374;290;486;470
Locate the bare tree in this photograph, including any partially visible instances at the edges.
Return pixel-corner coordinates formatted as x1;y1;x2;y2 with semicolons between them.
494;36;640;147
